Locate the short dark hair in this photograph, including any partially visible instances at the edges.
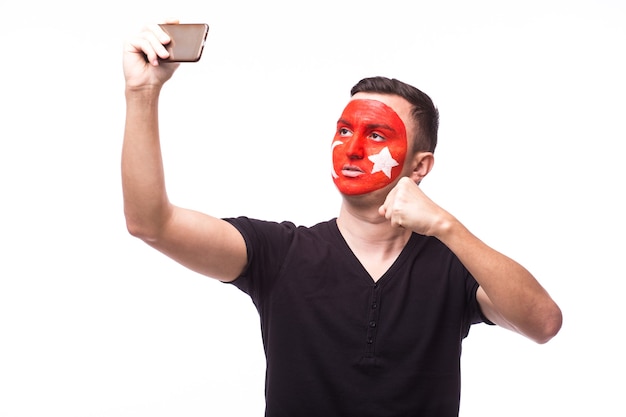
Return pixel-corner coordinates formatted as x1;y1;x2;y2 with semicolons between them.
350;76;439;153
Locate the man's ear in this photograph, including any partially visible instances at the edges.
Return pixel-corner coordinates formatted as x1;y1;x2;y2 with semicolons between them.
409;152;435;184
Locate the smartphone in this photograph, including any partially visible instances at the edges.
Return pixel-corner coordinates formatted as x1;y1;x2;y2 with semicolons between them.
158;23;209;62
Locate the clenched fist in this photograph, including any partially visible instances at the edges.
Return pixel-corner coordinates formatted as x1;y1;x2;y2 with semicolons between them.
379;177;453;237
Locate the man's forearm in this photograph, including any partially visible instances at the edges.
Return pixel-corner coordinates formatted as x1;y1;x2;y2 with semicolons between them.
122;90;171;240
437;218;562;343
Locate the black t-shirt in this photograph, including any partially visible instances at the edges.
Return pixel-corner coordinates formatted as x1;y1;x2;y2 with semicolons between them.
225;217;490;417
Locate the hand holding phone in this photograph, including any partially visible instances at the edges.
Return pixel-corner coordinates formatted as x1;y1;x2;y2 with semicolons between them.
158;23;209;62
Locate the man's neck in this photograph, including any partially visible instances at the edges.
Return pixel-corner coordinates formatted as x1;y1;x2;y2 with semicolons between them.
338;203;412;243
336;201;412;282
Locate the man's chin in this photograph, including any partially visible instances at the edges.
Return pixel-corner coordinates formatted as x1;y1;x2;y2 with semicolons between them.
333;180;393;196
335;184;390;206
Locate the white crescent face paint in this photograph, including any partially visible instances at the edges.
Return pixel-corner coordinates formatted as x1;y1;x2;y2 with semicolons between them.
331;140;343;179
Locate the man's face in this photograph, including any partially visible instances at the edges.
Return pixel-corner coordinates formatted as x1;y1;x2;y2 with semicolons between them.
331;97;409;195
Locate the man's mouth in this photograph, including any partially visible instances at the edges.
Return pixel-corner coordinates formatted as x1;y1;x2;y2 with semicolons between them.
341;165;365;178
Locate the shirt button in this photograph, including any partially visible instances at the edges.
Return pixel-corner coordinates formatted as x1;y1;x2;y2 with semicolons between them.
372;303;377;309
369;321;376;328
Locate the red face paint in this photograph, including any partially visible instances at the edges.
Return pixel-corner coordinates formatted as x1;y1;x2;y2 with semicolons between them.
331;99;408;195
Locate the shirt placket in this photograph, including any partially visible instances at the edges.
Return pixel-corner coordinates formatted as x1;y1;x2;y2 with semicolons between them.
364;282;381;357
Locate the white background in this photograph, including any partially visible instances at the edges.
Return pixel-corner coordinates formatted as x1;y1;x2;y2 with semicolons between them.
1;0;624;415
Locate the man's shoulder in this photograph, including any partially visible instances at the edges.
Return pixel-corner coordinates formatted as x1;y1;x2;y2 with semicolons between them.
224;216;339;243
225;216;336;230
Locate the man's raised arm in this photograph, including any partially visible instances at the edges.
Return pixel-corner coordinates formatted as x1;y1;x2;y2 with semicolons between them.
121;22;247;282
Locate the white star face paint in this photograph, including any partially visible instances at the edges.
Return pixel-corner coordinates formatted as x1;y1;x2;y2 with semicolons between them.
368;146;399;178
331;99;408;195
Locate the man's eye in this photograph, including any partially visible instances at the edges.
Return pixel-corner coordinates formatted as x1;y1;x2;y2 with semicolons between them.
371;133;386;142
339;128;352;137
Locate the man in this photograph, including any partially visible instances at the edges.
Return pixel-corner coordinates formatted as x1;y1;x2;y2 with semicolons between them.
122;22;562;417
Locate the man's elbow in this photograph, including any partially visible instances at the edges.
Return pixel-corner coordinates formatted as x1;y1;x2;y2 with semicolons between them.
533;305;563;344
124;213;162;243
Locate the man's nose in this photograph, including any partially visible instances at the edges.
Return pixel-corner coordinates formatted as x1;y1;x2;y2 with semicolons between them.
345;135;365;159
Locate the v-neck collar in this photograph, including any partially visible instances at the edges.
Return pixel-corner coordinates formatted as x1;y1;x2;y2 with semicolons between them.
329;218;419;287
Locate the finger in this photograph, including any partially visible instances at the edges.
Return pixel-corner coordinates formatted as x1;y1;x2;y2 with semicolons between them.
378;204;387;218
161;18;180;25
379;199;394;221
380;185;398;218
125;36;159;66
142;24;172;60
146;23;172;45
378;196;389;219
